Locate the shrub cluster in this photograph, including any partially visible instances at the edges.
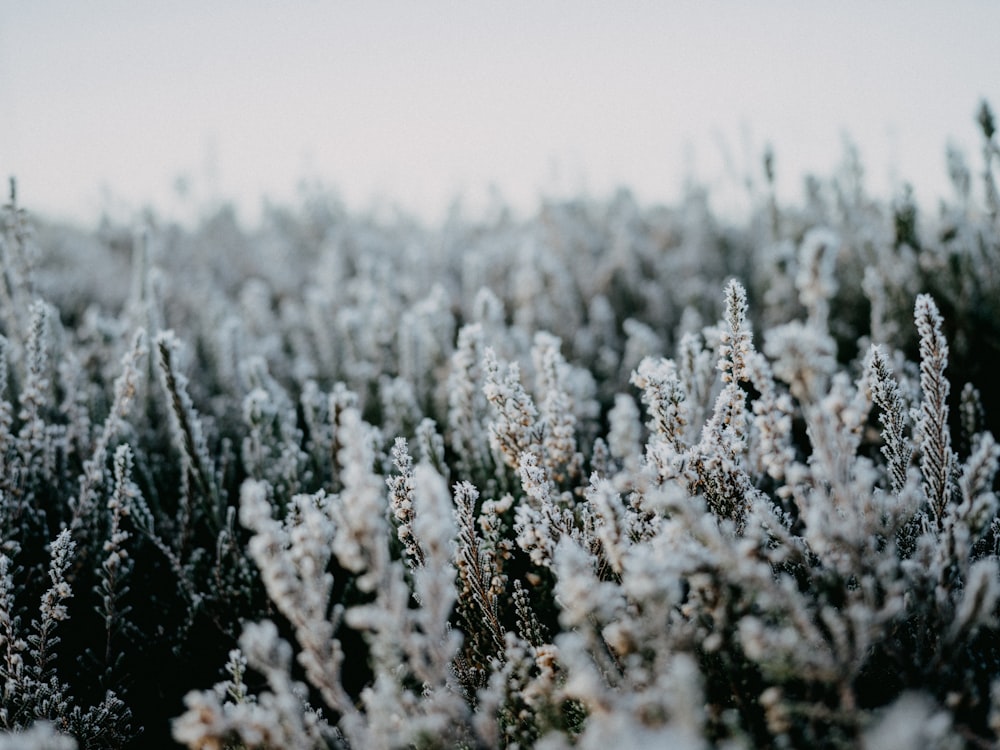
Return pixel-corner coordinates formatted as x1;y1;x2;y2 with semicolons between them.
1;104;999;748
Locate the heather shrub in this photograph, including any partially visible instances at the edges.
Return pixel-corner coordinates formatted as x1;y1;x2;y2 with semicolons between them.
0;104;998;748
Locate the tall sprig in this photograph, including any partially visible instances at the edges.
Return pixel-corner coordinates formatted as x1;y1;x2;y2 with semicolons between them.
869;345;912;495
914;294;954;528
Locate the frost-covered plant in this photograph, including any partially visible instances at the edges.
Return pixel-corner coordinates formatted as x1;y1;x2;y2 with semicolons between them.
0;531;133;746
1;104;999;747
171;279;999;748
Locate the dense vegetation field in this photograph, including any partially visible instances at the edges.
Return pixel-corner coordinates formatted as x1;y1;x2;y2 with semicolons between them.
2;104;1000;748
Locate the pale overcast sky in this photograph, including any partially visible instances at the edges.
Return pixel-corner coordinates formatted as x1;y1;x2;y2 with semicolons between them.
1;1;998;226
